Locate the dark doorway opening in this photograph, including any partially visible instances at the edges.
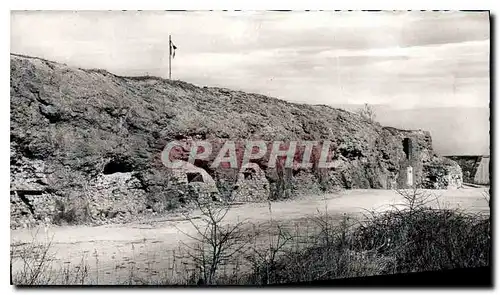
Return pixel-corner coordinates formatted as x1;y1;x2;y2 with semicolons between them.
187;172;204;183
103;159;134;175
243;168;256;180
403;138;412;160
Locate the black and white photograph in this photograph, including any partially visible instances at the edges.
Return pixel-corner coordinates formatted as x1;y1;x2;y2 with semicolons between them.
9;10;491;286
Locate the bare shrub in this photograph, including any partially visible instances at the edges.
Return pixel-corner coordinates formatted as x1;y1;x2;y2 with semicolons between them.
238;188;490;285
11;231;55;285
352;188;490;273
11;230;95;285
236;195;392;285
395;186;437;212
243;198;294;285
177;197;248;285
240;214;390;284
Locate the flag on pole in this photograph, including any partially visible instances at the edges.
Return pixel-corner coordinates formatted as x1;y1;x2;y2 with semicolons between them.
170;39;177;59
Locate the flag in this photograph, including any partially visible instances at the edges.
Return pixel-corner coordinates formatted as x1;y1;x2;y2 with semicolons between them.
170;39;177;59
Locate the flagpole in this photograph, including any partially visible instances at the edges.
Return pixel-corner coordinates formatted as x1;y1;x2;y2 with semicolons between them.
169;34;172;80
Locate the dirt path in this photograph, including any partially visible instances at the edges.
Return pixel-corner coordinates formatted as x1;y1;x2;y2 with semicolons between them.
10;188;489;284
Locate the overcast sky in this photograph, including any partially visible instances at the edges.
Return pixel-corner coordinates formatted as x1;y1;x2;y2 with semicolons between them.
11;11;490;110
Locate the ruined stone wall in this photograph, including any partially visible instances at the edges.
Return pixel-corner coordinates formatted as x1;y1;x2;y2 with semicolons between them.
445;155;489;185
445;156;481;183
231;163;270;202
388;129;463;190
168;161;220;202
86;172;148;224
383;127;435;189
10;192;57;229
291;170;325;196
421;156;463;189
10;154;58;228
10;153;149;228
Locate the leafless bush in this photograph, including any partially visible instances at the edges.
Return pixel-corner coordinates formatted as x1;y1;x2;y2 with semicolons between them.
11;230;95;285
11;231;55;285
237;188;489;284
177;197;249;285
352;188;490;273
395;186;438;212
240;213;389;284
242;198;294;285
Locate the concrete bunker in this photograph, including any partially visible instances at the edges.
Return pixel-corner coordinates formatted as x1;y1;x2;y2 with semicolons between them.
422;156;463;189
170;161;220;201
231;163;270;203
444;155;489;185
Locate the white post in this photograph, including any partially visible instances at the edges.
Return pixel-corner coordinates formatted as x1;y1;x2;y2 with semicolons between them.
407;166;413;187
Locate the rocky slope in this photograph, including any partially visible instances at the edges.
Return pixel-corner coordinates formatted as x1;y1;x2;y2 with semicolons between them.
10;54;461;228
